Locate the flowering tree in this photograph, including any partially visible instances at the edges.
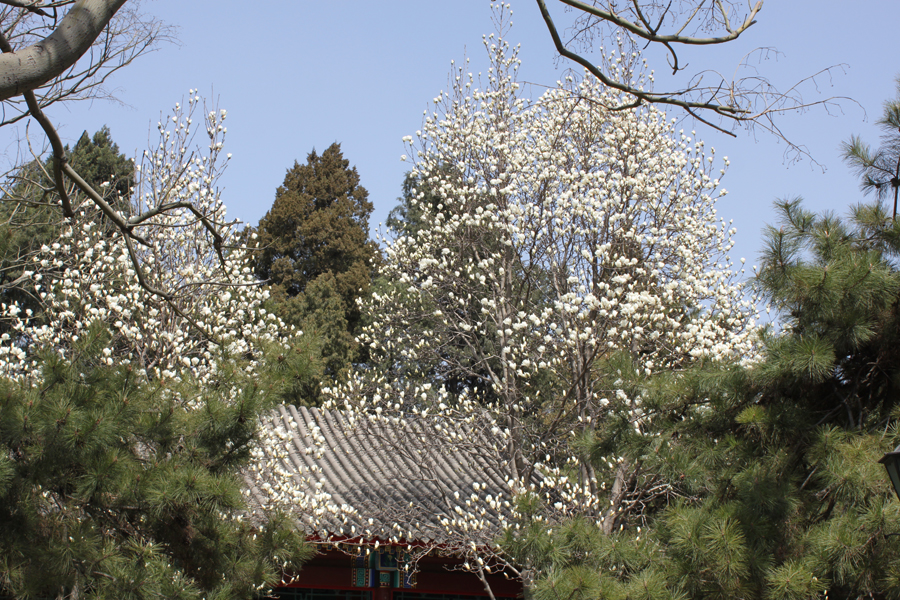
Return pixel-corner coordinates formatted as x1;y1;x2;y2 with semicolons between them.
324;12;757;592
0;1;290;385
0;0;239;314
0;127;135;332
0;93;301;389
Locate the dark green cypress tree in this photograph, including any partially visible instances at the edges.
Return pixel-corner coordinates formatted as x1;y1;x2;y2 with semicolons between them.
67;127;135;208
252;143;380;381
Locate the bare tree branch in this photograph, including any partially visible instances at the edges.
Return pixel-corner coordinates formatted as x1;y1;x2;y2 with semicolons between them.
0;2;170;128
0;0;53;17
537;1;743;112
558;0;761;46
21;88;73;214
535;0;855;159
0;0;127;100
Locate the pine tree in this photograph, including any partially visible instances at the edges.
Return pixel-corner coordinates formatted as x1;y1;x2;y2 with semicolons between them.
505;198;900;600
0;324;315;599
843;79;900;219
253;143;380;380
67;127;135;208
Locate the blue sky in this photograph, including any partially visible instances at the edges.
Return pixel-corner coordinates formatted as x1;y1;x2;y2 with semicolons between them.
11;0;900;270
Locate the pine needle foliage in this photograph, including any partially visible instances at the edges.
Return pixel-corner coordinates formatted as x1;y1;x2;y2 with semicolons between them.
505;199;900;600
0;324;314;599
842;79;900;218
756;199;900;422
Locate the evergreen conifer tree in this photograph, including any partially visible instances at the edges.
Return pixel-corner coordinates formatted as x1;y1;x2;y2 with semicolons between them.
253;143;380;382
506;198;900;600
843;79;900;219
0;325;315;599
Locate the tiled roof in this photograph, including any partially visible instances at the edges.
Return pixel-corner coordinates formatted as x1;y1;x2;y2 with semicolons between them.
244;406;520;546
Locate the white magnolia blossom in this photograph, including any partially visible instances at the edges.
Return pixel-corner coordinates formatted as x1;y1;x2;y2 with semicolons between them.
321;20;759;579
370;44;756;383
0;92;289;391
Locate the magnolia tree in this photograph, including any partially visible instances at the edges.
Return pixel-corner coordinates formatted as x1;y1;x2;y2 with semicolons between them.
0;92;289;390
324;14;758;591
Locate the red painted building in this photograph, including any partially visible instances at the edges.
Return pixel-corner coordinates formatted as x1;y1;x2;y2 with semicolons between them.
274;545;521;600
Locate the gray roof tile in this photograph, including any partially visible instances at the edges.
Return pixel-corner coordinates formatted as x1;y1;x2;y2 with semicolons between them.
244;406;520;546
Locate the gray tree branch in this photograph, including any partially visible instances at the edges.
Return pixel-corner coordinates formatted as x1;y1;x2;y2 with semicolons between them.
0;0;127;101
559;0;761;46
536;0;742;138
0;0;53;17
536;0;854;159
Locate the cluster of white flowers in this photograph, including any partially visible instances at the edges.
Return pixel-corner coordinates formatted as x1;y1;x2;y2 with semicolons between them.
0;92;289;392
324;8;759;565
374;42;756;378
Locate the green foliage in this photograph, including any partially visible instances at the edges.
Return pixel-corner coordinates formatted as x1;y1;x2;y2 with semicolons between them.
253;142;378;317
0;325;315;599
756;199;900;423
843;77;900;216
506;197;900;600
67;127;136;204
270;273;354;388
252;143;380;381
